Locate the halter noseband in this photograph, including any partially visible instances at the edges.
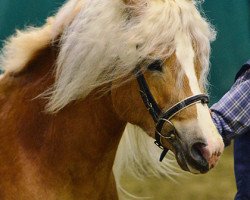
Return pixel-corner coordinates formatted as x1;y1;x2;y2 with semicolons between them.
134;67;209;162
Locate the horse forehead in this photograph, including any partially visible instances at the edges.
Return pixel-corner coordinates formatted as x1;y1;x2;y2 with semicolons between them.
175;31;201;94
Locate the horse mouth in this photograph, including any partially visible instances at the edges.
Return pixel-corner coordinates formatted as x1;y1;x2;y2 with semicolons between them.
175;151;209;174
175;151;189;172
174;143;209;174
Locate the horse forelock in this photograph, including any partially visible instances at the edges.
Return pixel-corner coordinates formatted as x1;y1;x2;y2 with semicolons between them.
45;0;215;113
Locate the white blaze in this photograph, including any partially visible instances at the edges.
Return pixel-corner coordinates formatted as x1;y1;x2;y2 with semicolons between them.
175;31;200;94
174;31;224;170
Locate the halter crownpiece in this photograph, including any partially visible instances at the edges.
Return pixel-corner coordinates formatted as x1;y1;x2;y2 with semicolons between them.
134;67;209;162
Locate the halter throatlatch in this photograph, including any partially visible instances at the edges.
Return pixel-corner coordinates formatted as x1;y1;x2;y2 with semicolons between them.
134;67;209;162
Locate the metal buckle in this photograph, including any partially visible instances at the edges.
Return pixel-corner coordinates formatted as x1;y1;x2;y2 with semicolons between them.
154;141;164;150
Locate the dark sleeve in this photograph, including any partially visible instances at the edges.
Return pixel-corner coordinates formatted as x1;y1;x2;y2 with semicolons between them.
210;68;250;146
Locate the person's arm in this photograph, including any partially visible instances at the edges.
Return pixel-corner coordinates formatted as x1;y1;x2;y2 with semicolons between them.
210;68;250;146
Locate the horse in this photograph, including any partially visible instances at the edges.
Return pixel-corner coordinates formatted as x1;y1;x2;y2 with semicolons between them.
0;0;224;199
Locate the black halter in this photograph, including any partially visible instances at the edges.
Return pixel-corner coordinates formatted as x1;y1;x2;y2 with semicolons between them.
134;67;209;162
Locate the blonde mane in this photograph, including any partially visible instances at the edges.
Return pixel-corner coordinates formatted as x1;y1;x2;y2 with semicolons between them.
0;19;53;74
46;0;215;113
0;0;216;196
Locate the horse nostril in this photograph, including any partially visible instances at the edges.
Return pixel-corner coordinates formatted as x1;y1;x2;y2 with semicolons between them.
190;142;209;170
191;142;206;160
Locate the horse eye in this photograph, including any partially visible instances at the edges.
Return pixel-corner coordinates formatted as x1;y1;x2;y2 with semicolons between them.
147;60;163;72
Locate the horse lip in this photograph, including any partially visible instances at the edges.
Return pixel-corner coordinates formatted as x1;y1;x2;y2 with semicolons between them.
166;136;190;172
161;133;209;173
169;136;209;173
186;154;209;174
176;151;189;172
175;147;209;173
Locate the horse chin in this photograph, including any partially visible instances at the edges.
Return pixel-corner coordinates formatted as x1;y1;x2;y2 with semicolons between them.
175;152;210;174
175;151;189;172
168;140;191;172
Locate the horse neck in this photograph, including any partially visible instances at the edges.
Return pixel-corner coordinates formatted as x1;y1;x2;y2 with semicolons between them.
42;77;126;199
1;45;126;198
58;91;127;167
38;47;127;180
17;45;126;162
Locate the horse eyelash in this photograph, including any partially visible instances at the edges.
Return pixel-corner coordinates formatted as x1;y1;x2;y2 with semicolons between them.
147;60;163;72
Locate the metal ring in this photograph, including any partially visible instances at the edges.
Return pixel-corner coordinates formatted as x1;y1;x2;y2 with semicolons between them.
156;119;176;139
155;130;174;139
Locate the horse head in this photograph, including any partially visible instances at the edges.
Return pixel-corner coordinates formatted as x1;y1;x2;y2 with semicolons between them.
110;0;224;174
45;0;224;174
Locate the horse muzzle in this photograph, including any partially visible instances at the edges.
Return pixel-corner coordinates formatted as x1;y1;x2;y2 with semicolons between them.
172;135;222;174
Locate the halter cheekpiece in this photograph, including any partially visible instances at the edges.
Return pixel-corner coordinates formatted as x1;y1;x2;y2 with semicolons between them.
134;67;209;162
